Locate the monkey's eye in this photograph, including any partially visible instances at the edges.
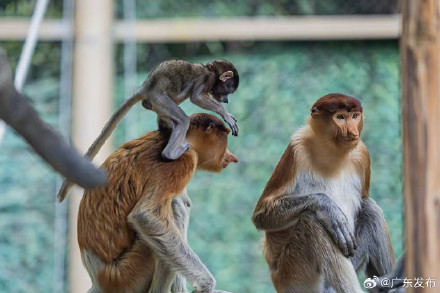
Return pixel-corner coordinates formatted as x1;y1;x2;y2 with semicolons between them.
336;114;345;120
352;113;359;119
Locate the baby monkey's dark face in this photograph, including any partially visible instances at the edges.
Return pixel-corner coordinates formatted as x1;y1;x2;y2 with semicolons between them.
211;78;238;104
206;59;239;104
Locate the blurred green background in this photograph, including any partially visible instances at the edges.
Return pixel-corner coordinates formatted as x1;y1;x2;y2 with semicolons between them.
0;1;402;292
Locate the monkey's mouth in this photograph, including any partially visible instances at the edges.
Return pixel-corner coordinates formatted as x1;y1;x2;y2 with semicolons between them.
337;137;359;146
216;95;228;103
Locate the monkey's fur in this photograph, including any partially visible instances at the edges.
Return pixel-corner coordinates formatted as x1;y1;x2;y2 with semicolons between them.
252;94;395;293
78;113;238;293
57;59;239;202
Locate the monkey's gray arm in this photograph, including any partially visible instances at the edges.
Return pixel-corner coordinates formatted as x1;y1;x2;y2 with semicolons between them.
0;53;107;189
155;194;231;293
351;198;396;276
56;90;144;202
190;93;238;136
150;194;191;293
252;193;356;257
128;198;218;293
368;256;405;293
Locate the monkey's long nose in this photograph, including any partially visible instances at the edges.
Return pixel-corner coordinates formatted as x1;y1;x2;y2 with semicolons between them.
223;149;238;168
347;125;359;139
228;152;238;163
347;130;359;140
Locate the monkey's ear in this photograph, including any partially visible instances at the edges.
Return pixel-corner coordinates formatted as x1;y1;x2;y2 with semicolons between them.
311;107;319;117
219;71;234;82
206;122;216;130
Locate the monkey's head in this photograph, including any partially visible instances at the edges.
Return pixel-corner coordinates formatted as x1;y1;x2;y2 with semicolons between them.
186;113;238;172
206;59;239;104
309;93;363;149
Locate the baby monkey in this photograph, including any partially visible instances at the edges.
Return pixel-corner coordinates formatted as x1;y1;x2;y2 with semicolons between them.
140;59;239;160
57;59;239;202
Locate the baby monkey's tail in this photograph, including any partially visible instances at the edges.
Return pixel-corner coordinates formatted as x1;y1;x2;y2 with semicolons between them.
57;90;146;202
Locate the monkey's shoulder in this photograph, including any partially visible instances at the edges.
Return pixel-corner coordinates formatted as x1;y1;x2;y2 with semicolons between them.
107;132;196;174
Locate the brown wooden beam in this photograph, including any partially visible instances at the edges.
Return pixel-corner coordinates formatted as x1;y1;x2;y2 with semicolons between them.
0;15;401;42
401;1;440;292
114;15;401;42
0;19;70;40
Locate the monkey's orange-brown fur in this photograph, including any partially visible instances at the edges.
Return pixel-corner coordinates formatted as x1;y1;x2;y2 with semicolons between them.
78;131;195;258
78;113;237;292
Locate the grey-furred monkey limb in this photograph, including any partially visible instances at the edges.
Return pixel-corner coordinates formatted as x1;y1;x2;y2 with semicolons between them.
368;255;405;293
129;193;231;293
291;211;364;293
57;59;239;203
148;193;230;293
321;197;396;293
351;198;395;277
252;192;357;257
148;194;190;293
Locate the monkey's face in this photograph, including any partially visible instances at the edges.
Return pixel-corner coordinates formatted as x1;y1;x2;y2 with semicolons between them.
206;60;239;104
192;129;238;172
211;77;237;104
331;110;363;148
310;93;363;149
187;114;238;172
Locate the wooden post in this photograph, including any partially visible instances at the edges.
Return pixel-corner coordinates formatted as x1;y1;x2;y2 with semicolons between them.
69;0;113;292
401;1;440;292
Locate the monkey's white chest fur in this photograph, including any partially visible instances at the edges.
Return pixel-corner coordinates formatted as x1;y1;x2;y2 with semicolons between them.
292;170;363;233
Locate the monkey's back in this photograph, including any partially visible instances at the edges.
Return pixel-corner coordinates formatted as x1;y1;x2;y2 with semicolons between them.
77;131;196;264
145;59;209;102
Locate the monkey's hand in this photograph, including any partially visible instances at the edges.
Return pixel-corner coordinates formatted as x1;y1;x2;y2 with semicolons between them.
316;195;357;257
222;112;238;136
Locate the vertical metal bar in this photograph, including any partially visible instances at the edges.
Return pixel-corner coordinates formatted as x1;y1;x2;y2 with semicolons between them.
0;0;50;148
123;0;138;140
69;0;114;291
53;0;74;291
14;0;50;91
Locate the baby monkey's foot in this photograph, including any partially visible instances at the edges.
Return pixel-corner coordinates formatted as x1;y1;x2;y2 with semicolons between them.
162;141;190;161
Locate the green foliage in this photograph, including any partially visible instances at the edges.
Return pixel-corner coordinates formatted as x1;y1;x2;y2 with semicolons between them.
0;41;62;83
114;41;402;292
115;0;398;19
0;0;62;18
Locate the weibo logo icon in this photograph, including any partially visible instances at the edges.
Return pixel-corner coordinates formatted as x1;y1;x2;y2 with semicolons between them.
364;276;379;288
